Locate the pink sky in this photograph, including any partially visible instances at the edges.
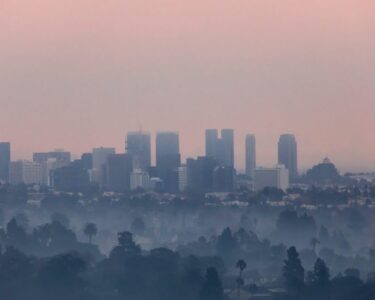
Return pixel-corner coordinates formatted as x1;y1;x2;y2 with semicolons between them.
1;1;375;171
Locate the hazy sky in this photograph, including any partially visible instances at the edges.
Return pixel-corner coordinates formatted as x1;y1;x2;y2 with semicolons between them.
1;1;375;172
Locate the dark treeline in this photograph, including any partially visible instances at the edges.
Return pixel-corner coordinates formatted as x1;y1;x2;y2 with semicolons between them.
1;182;375;299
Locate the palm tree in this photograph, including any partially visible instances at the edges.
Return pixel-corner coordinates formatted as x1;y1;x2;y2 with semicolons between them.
236;259;247;300
310;237;320;253
84;223;98;244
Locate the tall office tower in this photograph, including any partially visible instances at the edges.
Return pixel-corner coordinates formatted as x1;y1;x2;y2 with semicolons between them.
106;154;133;192
9;160;43;185
0;142;11;182
126;131;151;171
205;129;234;168
156;132;181;192
205;129;218;158
81;153;93;170
221;129;234;167
186;156;218;192
156;132;180;166
278;134;298;180
92;147;116;186
245;134;256;178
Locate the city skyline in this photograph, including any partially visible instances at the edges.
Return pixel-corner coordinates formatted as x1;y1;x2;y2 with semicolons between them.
1;1;375;171
0;128;372;173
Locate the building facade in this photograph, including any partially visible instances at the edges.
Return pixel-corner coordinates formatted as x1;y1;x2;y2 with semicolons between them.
126;131;151;171
254;165;289;192
278;134;298;180
0;142;10;182
245;134;256;178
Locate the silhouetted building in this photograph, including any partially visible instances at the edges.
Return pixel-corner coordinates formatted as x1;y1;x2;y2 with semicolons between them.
92;147;116;186
213;166;235;192
0;142;10;182
51;159;91;192
33;150;71;186
205;129;234;168
254;165;289;192
81;153;93;170
187;156;218;192
205;129;218;159
126;131;151;171
9;160;43;185
278;134;298;180
106;153;133;192
245;134;256;178
156;132;181;192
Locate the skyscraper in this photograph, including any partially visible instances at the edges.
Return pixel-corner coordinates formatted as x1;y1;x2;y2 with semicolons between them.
0;142;10;182
205;129;234;168
205;129;218;159
106;153;133;192
221;129;234;168
156;132;180;167
156;132;180;192
126;131;151;171
245;134;256;178
92;147;116;185
278;134;298;180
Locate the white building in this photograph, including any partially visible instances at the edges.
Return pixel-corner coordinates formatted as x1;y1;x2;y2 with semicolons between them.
9;160;43;185
130;169;150;190
178;165;188;192
254;165;289;192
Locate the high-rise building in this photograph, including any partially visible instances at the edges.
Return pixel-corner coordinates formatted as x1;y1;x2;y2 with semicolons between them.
156;132;181;192
9;160;43;185
205;129;234;168
106;154;133;192
92;147;116;186
221;129;234;168
187;156;218;192
205;129;218;159
126;131;151;171
254;165;289;192
278;134;298;180
213;166;235;192
0;142;11;182
245;134;256;178
156;132;180;167
51;159;91;192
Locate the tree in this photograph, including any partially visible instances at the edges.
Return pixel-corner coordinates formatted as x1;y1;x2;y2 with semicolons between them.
83;223;97;244
200;267;224;300
131;217;146;235
236;259;247;300
216;227;237;257
310;258;330;299
283;246;305;295
51;212;70;228
117;231;141;254
310;237;320;253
